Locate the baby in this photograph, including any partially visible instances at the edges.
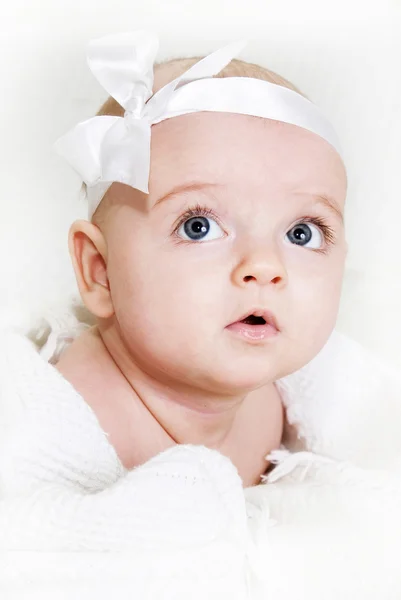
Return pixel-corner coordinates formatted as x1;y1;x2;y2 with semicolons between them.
54;34;348;488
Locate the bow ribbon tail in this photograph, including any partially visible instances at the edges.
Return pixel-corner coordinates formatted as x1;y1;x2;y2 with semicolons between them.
147;39;248;122
101;117;151;194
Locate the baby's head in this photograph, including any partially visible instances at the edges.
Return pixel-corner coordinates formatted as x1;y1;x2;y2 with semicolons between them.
68;52;347;394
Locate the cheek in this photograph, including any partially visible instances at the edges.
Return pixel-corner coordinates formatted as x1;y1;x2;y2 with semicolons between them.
106;244;231;376
288;251;346;346
108;243;225;331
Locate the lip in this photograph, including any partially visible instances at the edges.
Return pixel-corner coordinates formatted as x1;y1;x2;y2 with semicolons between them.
227;308;279;331
225;307;279;342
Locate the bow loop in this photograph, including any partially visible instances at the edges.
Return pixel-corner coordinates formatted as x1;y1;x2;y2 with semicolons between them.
53;115;120;186
87;30;158;109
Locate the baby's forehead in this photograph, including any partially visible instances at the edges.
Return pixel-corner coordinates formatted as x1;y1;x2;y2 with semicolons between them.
148;111;346;204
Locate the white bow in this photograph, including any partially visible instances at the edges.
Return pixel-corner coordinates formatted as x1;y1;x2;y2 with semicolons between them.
53;31;247;213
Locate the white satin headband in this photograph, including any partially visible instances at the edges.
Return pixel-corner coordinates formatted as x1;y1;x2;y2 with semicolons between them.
53;30;344;220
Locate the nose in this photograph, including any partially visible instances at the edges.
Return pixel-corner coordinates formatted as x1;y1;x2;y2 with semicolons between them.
231;248;287;288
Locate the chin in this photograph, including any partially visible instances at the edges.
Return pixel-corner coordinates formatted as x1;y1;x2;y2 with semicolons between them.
202;364;275;395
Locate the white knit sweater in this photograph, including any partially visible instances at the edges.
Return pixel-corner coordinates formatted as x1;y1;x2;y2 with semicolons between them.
2;316;401;599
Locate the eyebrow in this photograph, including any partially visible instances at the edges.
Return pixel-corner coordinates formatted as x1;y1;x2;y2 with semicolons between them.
307;194;344;225
153;182;223;207
154;182;344;225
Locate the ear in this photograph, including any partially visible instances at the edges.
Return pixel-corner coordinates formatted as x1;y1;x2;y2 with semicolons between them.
68;220;114;319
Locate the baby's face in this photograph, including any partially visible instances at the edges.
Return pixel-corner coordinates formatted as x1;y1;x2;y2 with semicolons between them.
102;112;347;392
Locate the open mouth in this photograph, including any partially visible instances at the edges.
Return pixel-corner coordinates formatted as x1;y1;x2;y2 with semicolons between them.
240;314;267;325
226;310;278;341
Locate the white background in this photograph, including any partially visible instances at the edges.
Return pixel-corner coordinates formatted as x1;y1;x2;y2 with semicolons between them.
1;0;400;366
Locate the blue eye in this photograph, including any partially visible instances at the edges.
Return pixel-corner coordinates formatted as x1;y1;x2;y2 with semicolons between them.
176;206;224;242
286;222;323;249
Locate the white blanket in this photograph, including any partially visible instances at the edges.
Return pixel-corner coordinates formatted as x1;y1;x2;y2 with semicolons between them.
1;309;401;599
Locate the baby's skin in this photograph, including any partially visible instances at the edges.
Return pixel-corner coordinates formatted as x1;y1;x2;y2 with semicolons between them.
55;66;348;488
56;325;285;487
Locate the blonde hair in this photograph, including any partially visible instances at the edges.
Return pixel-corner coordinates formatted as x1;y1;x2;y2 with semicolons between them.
89;56;307;224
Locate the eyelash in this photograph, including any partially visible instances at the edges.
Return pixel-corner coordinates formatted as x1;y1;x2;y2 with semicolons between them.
172;203;337;254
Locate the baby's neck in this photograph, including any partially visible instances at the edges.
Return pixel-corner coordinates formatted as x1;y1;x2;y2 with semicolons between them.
54;325;284;486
